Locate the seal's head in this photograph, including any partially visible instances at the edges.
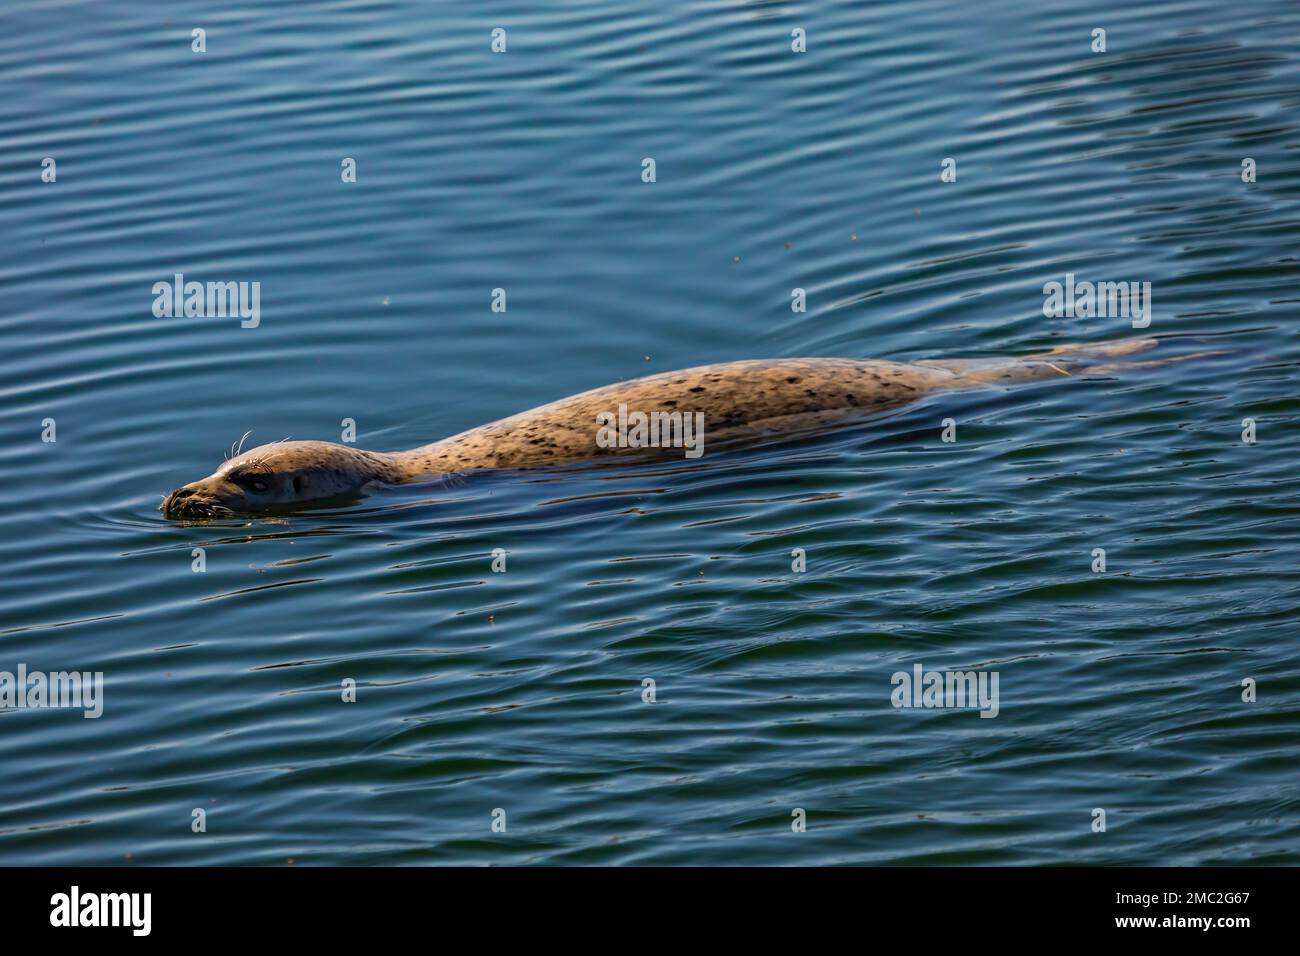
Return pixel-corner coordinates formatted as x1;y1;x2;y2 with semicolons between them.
162;440;397;518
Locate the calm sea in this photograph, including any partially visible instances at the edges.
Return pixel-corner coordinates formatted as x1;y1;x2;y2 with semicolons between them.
1;0;1297;864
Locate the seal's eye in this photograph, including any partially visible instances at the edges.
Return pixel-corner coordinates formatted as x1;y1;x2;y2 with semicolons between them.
231;472;270;493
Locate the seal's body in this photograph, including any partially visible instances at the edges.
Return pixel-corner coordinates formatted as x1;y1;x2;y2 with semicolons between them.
162;338;1158;518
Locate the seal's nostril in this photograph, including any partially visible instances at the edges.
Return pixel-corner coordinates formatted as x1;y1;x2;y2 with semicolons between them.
162;487;195;514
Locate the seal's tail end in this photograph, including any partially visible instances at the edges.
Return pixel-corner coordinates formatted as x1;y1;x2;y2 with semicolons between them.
916;336;1161;387
1036;337;1159;362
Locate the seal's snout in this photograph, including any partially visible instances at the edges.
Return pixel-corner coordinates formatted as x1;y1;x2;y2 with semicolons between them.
162;482;227;519
161;486;190;510
161;485;193;516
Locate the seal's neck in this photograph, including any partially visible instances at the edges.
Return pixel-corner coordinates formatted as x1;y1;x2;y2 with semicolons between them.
380;438;476;483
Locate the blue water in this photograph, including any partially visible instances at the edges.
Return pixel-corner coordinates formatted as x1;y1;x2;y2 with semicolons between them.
1;0;1298;865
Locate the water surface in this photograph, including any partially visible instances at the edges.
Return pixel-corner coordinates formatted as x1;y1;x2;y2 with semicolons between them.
1;0;1298;865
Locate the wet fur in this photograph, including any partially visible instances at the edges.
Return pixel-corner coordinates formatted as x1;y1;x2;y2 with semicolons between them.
163;337;1160;517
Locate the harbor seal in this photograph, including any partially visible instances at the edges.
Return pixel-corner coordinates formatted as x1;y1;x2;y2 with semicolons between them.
161;337;1159;518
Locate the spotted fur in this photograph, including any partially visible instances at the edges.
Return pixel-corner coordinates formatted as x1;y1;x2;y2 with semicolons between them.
162;338;1158;517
